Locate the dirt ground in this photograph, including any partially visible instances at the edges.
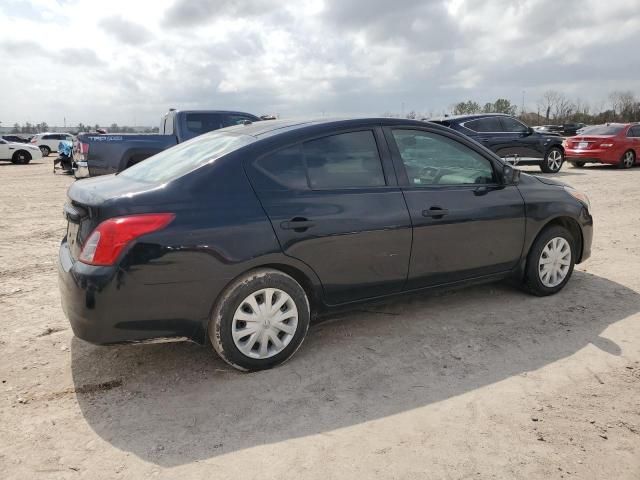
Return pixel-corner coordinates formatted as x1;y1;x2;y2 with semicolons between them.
1;157;639;480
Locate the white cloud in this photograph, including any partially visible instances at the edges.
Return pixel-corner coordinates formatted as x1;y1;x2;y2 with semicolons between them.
0;0;638;127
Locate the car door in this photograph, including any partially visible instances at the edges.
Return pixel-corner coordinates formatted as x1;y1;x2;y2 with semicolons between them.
384;126;526;289
0;140;10;160
246;127;412;305
499;116;541;158
627;126;640;157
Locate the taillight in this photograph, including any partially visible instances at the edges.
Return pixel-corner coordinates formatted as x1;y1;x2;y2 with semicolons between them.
79;213;175;266
30;138;37;144
600;143;614;148
76;141;89;160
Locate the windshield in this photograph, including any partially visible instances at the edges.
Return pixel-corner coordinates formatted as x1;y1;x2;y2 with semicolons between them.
119;132;255;183
580;125;624;136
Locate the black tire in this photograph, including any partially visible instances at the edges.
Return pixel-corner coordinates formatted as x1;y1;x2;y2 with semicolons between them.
11;150;32;165
523;225;576;296
540;147;564;173
209;268;310;371
571;161;586;168
39;145;51;157
619;150;635;169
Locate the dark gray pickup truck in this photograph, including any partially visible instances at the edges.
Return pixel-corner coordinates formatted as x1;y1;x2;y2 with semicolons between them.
72;109;261;178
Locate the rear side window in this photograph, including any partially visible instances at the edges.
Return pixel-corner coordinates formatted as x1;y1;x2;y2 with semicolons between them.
252;145;307;190
464;117;503;133
43;134;56;140
303;131;385;189
626;126;640;137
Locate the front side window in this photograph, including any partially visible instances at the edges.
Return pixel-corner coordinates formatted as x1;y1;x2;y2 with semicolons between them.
392;129;495;186
303;131;386;189
500;117;529;133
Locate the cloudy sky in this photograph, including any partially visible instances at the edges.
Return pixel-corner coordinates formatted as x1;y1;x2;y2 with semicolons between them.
1;0;639;127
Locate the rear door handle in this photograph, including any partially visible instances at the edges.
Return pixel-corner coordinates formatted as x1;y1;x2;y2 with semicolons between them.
280;218;315;231
422;207;449;218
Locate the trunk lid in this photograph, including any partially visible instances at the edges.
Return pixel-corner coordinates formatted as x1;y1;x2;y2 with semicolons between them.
566;135;616;150
64;174;160;259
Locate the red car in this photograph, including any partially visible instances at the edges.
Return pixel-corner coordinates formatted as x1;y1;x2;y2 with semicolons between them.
564;123;640;168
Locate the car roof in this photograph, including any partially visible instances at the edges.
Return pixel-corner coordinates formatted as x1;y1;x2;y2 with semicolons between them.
219;117;439;139
428;113;511;123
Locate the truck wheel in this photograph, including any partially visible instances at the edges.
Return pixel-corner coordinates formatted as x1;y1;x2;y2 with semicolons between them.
11;151;32;165
39;146;51;157
540;147;564;173
209;269;310;372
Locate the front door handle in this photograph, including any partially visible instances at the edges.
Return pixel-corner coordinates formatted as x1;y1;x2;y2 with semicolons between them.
422;207;449;219
280;217;315;232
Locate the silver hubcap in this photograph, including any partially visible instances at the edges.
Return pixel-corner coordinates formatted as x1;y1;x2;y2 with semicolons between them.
232;288;298;359
624;152;634;168
538;237;571;288
548;150;562;171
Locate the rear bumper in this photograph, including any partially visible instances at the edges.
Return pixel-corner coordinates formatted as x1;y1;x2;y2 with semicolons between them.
565;148;620;165
72;161;90;178
57;241;206;345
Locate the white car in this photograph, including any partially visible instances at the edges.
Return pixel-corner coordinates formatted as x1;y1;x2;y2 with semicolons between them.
30;132;75;157
0;138;43;164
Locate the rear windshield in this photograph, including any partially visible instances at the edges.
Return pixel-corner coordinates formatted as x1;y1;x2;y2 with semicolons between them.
118;132;254;183
579;125;624;135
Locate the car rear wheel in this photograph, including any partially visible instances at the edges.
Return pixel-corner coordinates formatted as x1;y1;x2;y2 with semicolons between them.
209;269;310;371
619;150;635;169
39;145;51;157
540;147;564;173
523;225;576;296
11;151;32;165
570;161;586;168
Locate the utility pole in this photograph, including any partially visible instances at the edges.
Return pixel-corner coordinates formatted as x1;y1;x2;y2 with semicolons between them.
521;90;525;116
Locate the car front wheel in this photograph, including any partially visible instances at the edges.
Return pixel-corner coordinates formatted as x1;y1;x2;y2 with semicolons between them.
540;147;564;173
39;146;51;157
11;151;32;164
209;269;310;371
523;225;576;296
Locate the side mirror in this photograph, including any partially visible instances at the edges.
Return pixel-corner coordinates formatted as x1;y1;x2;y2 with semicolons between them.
502;163;520;185
525;127;534;135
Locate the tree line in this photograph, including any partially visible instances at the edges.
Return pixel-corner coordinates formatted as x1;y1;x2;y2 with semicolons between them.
385;90;640;126
8;122;159;135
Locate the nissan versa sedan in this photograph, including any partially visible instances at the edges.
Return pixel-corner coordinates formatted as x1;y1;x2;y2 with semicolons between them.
58;118;593;371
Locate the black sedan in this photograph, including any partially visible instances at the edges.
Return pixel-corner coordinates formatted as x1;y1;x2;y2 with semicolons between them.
58;118;593;371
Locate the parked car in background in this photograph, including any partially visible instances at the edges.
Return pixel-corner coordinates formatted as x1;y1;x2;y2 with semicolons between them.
1;135;30;143
429;114;566;173
30;132;75;157
72;109;262;178
0;138;43;164
534;125;564;135
562;123;586;136
565;123;640;169
58;118;593;371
